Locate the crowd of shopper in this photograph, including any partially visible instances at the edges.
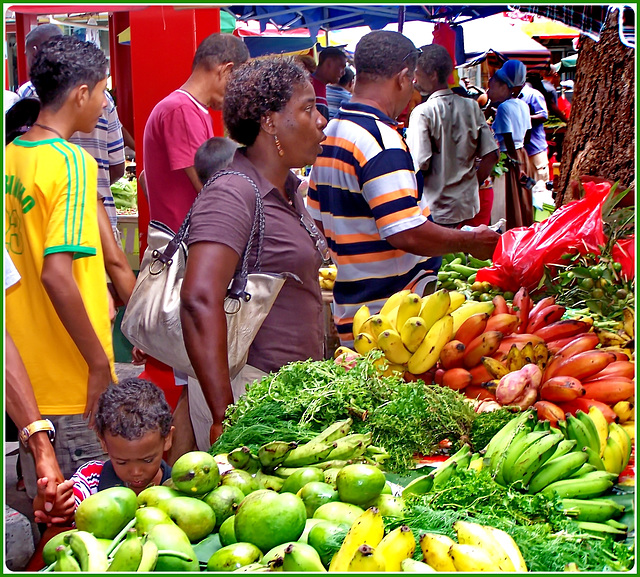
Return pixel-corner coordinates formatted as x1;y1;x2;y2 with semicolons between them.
5;26;563;561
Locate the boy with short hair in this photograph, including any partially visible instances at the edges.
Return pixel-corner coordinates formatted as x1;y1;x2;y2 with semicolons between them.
5;35;116;501
34;378;175;524
193;136;237;185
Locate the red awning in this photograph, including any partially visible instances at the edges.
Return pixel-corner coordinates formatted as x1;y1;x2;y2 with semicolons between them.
10;5;147;14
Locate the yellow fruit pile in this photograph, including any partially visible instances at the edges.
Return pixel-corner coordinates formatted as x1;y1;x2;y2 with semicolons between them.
319;265;337;291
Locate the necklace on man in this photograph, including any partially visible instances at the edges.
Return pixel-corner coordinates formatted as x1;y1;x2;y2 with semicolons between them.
33;123;65;139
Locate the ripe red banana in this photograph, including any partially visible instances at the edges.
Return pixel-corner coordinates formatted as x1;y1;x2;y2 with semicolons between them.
549;350;617;382
539;376;586;402
557;398;619;423
439;340;466;370
485;313;519;336
583;360;635;382
455;313;490;347
463;331;504;368
526;304;566;334
582;377;635;404
492;294;509;316
543;333;601;380
469;363;493;386
528;296;556;320
532;319;591;342
442;367;473;391
532;400;565;426
513;287;532;334
464;384;497;402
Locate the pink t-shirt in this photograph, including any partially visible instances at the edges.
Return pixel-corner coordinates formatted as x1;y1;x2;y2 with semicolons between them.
143;89;214;232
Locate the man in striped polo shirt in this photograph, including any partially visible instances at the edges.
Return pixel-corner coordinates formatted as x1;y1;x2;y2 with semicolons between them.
308;31;500;347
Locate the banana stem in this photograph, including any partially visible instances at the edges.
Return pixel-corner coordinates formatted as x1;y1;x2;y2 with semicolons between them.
106;518;137;557
157;550;194;562
39;562;56;572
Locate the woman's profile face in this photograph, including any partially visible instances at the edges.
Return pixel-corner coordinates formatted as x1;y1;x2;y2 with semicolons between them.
274;80;327;168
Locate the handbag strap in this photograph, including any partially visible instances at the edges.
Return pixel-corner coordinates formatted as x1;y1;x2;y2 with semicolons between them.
153;171;265;287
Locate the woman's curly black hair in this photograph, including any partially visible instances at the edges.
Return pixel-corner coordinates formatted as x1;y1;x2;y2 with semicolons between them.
223;56;309;147
31;35;108;111
95;378;172;440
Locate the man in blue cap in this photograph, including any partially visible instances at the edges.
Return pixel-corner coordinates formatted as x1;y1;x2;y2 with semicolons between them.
487;59;533;229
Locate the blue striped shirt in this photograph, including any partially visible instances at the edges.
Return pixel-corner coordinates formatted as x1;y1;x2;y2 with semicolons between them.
308;102;440;345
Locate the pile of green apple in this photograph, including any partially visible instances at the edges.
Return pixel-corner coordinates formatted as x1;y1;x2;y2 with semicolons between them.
57;450;406;572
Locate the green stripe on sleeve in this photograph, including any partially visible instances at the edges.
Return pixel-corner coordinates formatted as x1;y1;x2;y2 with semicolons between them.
44;245;97;258
51;142;73;246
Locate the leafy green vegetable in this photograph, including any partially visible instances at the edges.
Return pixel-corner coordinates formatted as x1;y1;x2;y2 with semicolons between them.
216;354;476;473
111;176;137;210
394;469;634;572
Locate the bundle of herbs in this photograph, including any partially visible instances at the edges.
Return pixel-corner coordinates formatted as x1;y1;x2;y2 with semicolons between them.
212;354;476;473
393;469;634;572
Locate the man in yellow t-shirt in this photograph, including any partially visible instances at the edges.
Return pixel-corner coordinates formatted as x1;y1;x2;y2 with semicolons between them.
5;36;116;502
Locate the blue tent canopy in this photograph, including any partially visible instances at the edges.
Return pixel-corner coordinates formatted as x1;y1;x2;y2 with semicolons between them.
226;5;508;36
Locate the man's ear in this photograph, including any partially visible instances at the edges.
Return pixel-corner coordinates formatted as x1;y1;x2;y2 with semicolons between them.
73;84;90;107
218;61;235;80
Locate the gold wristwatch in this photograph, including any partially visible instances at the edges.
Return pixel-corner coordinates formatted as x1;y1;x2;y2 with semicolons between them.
19;419;56;446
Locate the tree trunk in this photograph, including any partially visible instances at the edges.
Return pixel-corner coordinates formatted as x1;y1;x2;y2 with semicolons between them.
557;10;635;205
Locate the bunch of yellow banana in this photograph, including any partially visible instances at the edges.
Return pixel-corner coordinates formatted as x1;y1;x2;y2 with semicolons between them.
351;289;475;376
319;265;337;291
418;521;527;572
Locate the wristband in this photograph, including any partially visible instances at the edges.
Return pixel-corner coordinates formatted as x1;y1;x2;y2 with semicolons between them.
19;419;56;447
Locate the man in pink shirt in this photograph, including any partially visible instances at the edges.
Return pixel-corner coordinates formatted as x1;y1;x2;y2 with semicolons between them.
143;33;249;232
310;47;348;121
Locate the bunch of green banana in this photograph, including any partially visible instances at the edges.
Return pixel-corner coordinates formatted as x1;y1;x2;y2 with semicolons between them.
351;288;469;376
560;497;625;523
64;531;109;572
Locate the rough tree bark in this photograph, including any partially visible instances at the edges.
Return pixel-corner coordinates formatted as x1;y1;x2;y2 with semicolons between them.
557;9;635;205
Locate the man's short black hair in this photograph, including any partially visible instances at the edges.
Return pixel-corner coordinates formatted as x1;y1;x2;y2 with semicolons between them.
194;136;238;184
318;46;347;66
30;35;107;111
224;56;309;147
338;66;355;87
354;30;417;82
192;33;249;72
25;23;62;49
95;378;173;441
417;44;454;84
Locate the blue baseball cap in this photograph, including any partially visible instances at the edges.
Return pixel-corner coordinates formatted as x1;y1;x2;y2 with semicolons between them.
494;60;527;89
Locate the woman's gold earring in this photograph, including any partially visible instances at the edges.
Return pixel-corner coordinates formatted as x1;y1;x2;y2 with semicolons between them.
274;135;285;157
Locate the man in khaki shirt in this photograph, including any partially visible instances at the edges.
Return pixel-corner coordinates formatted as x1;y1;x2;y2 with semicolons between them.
406;44;498;227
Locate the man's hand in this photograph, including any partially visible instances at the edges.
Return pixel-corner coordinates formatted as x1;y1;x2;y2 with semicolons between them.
209;422;224;445
131;347;148;366
33;443;64;514
468;225;500;261
84;364;112;429
34;478;75;526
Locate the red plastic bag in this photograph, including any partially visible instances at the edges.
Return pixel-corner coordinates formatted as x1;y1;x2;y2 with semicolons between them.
612;236;635;280
477;182;610;292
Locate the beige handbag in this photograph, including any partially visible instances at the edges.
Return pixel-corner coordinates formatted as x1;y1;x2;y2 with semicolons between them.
121;171;289;379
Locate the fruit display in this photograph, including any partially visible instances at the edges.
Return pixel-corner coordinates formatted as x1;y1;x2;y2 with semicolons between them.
318;264;337;291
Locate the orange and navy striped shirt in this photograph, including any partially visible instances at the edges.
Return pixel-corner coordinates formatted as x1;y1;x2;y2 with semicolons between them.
308;102;441;346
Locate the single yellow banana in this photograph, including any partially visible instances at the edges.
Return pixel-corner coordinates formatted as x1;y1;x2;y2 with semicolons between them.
400;558;437;572
352;305;371;337
369;314;395;340
419;533;457;572
346;544;386;572
623;307;634;339
481;356;510;379
449;543;496;572
533;342;550;371
446;290;467;313
481;525;528;572
396;293;423;333
400;317;428;353
377;329;412;365
602;435;625;475
419;289;451;332
375;525;416;572
588;406;610;457
329;507;385;572
506;344;525;372
354;332;378;355
407;314;453;375
380;289;411;318
451;301;495;334
520;341;536;365
612;401;634;424
453;521;516;571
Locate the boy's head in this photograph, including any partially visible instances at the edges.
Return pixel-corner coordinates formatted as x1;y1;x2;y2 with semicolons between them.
31;35;108;131
194;137;238;184
95;378;174;493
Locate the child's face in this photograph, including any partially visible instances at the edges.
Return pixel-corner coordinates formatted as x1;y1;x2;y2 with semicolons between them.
102;428;173;494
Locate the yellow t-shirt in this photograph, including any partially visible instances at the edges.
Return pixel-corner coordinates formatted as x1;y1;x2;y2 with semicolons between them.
5;137;116;415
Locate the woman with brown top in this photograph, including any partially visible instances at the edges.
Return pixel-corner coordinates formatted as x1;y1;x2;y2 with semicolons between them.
181;57;328;448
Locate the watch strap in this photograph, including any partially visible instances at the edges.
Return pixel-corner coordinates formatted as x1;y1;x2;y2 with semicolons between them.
19;419;56;446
